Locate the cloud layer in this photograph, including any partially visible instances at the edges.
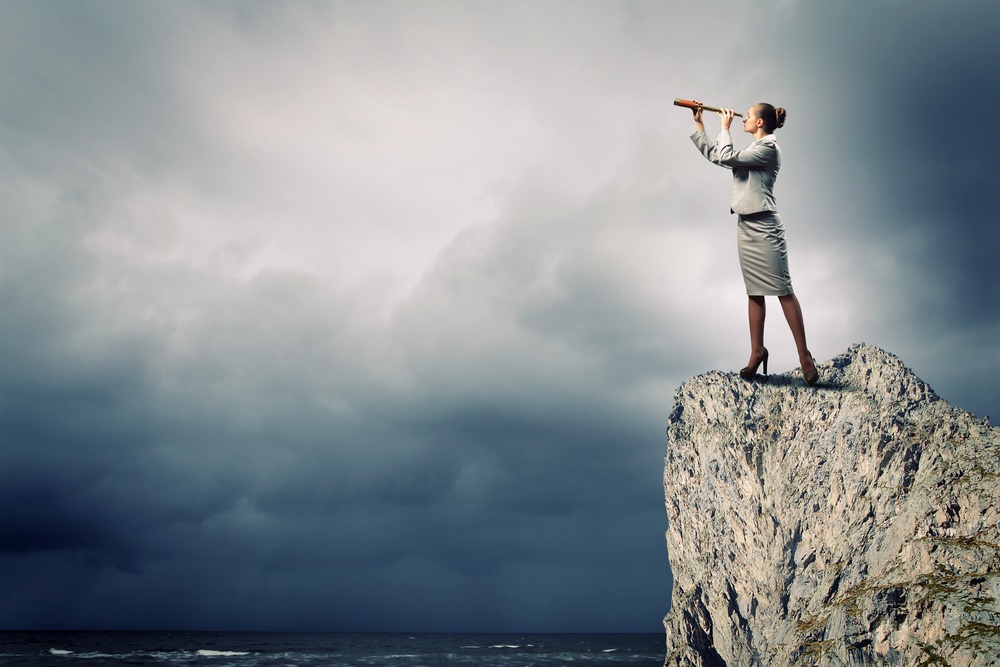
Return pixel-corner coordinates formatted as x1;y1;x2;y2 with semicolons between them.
2;0;998;631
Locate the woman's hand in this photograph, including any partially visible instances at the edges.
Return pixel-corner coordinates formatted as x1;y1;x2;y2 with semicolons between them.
692;102;704;131
719;108;734;130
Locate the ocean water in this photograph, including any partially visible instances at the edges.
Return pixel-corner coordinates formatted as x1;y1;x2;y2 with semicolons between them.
0;632;666;666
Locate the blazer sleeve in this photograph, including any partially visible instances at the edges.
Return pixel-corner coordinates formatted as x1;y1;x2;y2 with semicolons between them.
690;129;731;170
691;129;777;170
715;131;777;169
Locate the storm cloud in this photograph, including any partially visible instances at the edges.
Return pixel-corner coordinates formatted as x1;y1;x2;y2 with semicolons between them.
2;0;997;631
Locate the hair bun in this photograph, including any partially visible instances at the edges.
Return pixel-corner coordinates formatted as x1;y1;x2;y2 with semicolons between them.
774;107;787;129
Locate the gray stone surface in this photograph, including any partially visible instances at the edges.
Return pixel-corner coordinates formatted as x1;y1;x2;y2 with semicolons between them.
662;344;999;666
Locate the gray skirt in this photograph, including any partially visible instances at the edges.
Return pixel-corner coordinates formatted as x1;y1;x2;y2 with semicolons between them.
737;212;794;296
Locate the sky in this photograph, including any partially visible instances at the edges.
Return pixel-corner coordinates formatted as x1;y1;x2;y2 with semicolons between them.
2;0;998;633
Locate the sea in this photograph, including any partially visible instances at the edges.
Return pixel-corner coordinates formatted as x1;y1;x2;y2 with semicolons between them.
0;632;666;666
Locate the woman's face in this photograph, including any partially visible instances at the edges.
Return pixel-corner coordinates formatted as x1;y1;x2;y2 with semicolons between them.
743;109;759;134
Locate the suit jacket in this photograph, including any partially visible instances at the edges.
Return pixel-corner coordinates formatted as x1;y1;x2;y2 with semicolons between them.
691;129;781;215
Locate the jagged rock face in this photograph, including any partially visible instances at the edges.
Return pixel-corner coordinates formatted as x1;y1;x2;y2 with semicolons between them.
662;344;1000;667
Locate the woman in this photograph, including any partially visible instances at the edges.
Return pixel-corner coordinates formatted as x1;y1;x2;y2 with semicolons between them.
690;102;818;385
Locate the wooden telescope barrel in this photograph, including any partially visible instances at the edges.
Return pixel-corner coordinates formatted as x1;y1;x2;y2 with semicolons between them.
673;98;744;118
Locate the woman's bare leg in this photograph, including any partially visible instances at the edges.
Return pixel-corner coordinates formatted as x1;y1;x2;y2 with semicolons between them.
747;295;766;368
778;293;814;371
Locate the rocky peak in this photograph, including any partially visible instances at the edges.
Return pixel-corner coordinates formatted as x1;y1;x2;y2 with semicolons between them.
662;344;999;666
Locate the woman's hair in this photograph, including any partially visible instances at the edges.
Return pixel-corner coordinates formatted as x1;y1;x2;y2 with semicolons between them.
753;103;786;132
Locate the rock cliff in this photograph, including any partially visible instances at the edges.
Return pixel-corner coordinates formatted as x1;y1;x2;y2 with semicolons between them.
662;344;999;666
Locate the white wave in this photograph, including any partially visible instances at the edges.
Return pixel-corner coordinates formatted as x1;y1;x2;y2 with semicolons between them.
49;649;73;655
197;649;250;657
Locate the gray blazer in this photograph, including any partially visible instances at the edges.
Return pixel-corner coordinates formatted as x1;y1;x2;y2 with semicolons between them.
691;129;781;215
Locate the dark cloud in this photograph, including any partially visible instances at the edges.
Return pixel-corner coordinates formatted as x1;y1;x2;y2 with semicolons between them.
2;0;997;633
802;2;999;311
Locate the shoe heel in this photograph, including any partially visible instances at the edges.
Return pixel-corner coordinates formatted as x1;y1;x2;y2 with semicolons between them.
762;350;769;375
804;354;819;385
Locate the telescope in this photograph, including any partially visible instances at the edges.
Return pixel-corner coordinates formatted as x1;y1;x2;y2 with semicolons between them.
673;98;743;118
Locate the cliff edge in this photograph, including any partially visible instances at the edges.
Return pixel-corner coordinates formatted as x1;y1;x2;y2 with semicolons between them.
663;343;999;666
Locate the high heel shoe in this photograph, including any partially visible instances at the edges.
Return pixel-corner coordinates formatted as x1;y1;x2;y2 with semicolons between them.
739;348;768;380
802;352;819;386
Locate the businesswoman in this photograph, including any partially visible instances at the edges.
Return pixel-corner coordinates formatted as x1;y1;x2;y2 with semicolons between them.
690;102;818;385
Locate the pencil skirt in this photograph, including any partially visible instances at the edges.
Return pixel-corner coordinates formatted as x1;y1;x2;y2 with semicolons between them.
737;212;794;296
